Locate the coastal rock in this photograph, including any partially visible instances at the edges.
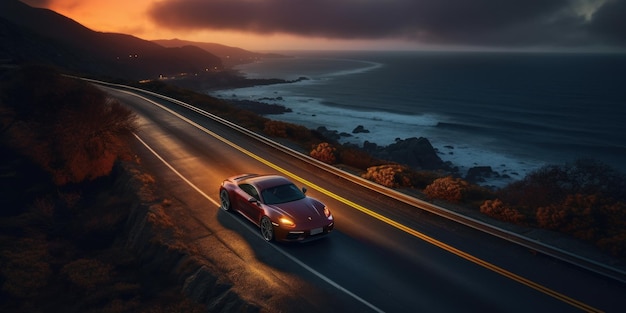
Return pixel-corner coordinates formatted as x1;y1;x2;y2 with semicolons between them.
352;125;370;133
228;99;291;115
364;137;446;170
465;166;498;183
315;126;341;141
313;127;355;142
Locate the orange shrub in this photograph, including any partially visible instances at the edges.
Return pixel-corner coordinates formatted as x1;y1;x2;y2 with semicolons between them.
480;199;526;224
424;176;469;203
536;194;600;241
597;232;626;258
362;164;412;188
338;147;379;170
262;119;311;140
310;142;337;164
263;120;289;137
62;258;114;290
2;67;137;185
1;238;51;298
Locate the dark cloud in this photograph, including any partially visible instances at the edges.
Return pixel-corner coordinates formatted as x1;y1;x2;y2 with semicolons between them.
148;0;626;48
589;0;626;44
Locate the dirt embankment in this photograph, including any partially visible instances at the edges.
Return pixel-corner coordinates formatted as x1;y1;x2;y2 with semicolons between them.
0;156;260;312
117;162;260;312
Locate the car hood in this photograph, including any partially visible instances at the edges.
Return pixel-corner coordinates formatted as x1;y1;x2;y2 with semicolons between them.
269;197;328;226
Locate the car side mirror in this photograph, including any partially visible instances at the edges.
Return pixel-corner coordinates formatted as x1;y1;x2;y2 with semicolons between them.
248;197;259;204
302;187;307;194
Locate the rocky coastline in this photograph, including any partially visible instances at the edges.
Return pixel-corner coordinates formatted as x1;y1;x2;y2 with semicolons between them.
227;97;507;186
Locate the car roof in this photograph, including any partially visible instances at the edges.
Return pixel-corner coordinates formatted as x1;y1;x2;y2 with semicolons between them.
236;174;293;190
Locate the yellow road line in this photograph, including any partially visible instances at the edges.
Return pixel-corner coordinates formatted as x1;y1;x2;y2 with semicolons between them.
124;89;602;313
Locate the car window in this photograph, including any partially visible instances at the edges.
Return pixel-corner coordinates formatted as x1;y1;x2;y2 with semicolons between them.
261;183;305;205
239;183;260;200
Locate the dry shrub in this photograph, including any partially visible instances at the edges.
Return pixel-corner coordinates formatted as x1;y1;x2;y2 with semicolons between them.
424;176;469;203
148;204;176;230
2;67;137;186
131;170;158;202
47;100;136;185
234;110;267;132
287;123;314;142
147;204;185;244
536;194;601;241
142;298;206;313
62;258;114;289
480;199;526;224
32;197;55;217
362;164;412;188
597;232;626;258
1;238;51;297
310;142;337;164
263;119;312;142
59;191;82;209
339;147;379;170
94;298;142;313
263;120;289;137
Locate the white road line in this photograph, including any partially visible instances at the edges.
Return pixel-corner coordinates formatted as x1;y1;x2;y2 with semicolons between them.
133;133;385;313
117;87;599;313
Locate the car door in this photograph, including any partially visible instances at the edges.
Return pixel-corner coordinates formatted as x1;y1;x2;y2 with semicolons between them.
237;183;261;221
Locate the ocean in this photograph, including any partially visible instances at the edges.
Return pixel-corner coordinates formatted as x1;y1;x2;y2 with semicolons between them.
210;51;626;185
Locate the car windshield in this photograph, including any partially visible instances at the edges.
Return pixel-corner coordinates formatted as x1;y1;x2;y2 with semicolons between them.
261;183;305;205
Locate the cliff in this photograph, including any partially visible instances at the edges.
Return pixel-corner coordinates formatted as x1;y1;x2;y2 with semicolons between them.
116;163;260;312
0;151;260;312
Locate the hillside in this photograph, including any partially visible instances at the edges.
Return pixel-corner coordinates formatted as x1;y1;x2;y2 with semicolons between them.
0;0;222;80
153;39;288;67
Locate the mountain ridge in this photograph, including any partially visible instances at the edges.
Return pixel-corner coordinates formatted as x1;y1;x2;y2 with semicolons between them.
152;38;287;67
0;0;227;80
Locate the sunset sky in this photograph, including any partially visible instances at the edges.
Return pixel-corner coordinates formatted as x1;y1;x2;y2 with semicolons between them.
22;0;626;52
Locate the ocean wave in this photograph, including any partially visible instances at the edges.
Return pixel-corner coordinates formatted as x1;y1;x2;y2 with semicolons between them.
212;51;626;183
322;59;383;77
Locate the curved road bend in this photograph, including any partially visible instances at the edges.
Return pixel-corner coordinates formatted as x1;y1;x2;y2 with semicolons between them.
101;85;625;312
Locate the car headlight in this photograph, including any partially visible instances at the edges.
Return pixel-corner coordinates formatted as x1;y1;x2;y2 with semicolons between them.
279;217;296;228
324;206;332;219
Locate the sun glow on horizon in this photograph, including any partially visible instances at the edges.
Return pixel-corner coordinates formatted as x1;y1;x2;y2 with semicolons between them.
21;0;622;53
23;0;425;51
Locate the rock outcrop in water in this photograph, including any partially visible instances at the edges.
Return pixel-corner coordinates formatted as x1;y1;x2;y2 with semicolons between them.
363;137;449;171
352;125;370;133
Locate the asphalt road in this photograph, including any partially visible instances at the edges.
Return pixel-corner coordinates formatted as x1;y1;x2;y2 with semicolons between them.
101;85;626;313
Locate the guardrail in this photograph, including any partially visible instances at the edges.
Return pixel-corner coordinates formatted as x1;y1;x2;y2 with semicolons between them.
82;77;626;284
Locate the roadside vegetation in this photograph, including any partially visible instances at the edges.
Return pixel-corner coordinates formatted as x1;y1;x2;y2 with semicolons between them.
1;66;137;185
0;66;205;312
0;65;624;313
132;77;626;260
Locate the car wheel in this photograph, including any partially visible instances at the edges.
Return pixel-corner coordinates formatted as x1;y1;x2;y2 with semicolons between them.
260;216;274;242
220;189;231;211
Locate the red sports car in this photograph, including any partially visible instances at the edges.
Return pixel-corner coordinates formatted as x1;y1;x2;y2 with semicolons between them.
219;174;334;242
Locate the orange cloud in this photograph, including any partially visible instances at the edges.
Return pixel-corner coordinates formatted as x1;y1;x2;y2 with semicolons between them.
20;0;416;51
24;0;622;51
24;0;153;36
